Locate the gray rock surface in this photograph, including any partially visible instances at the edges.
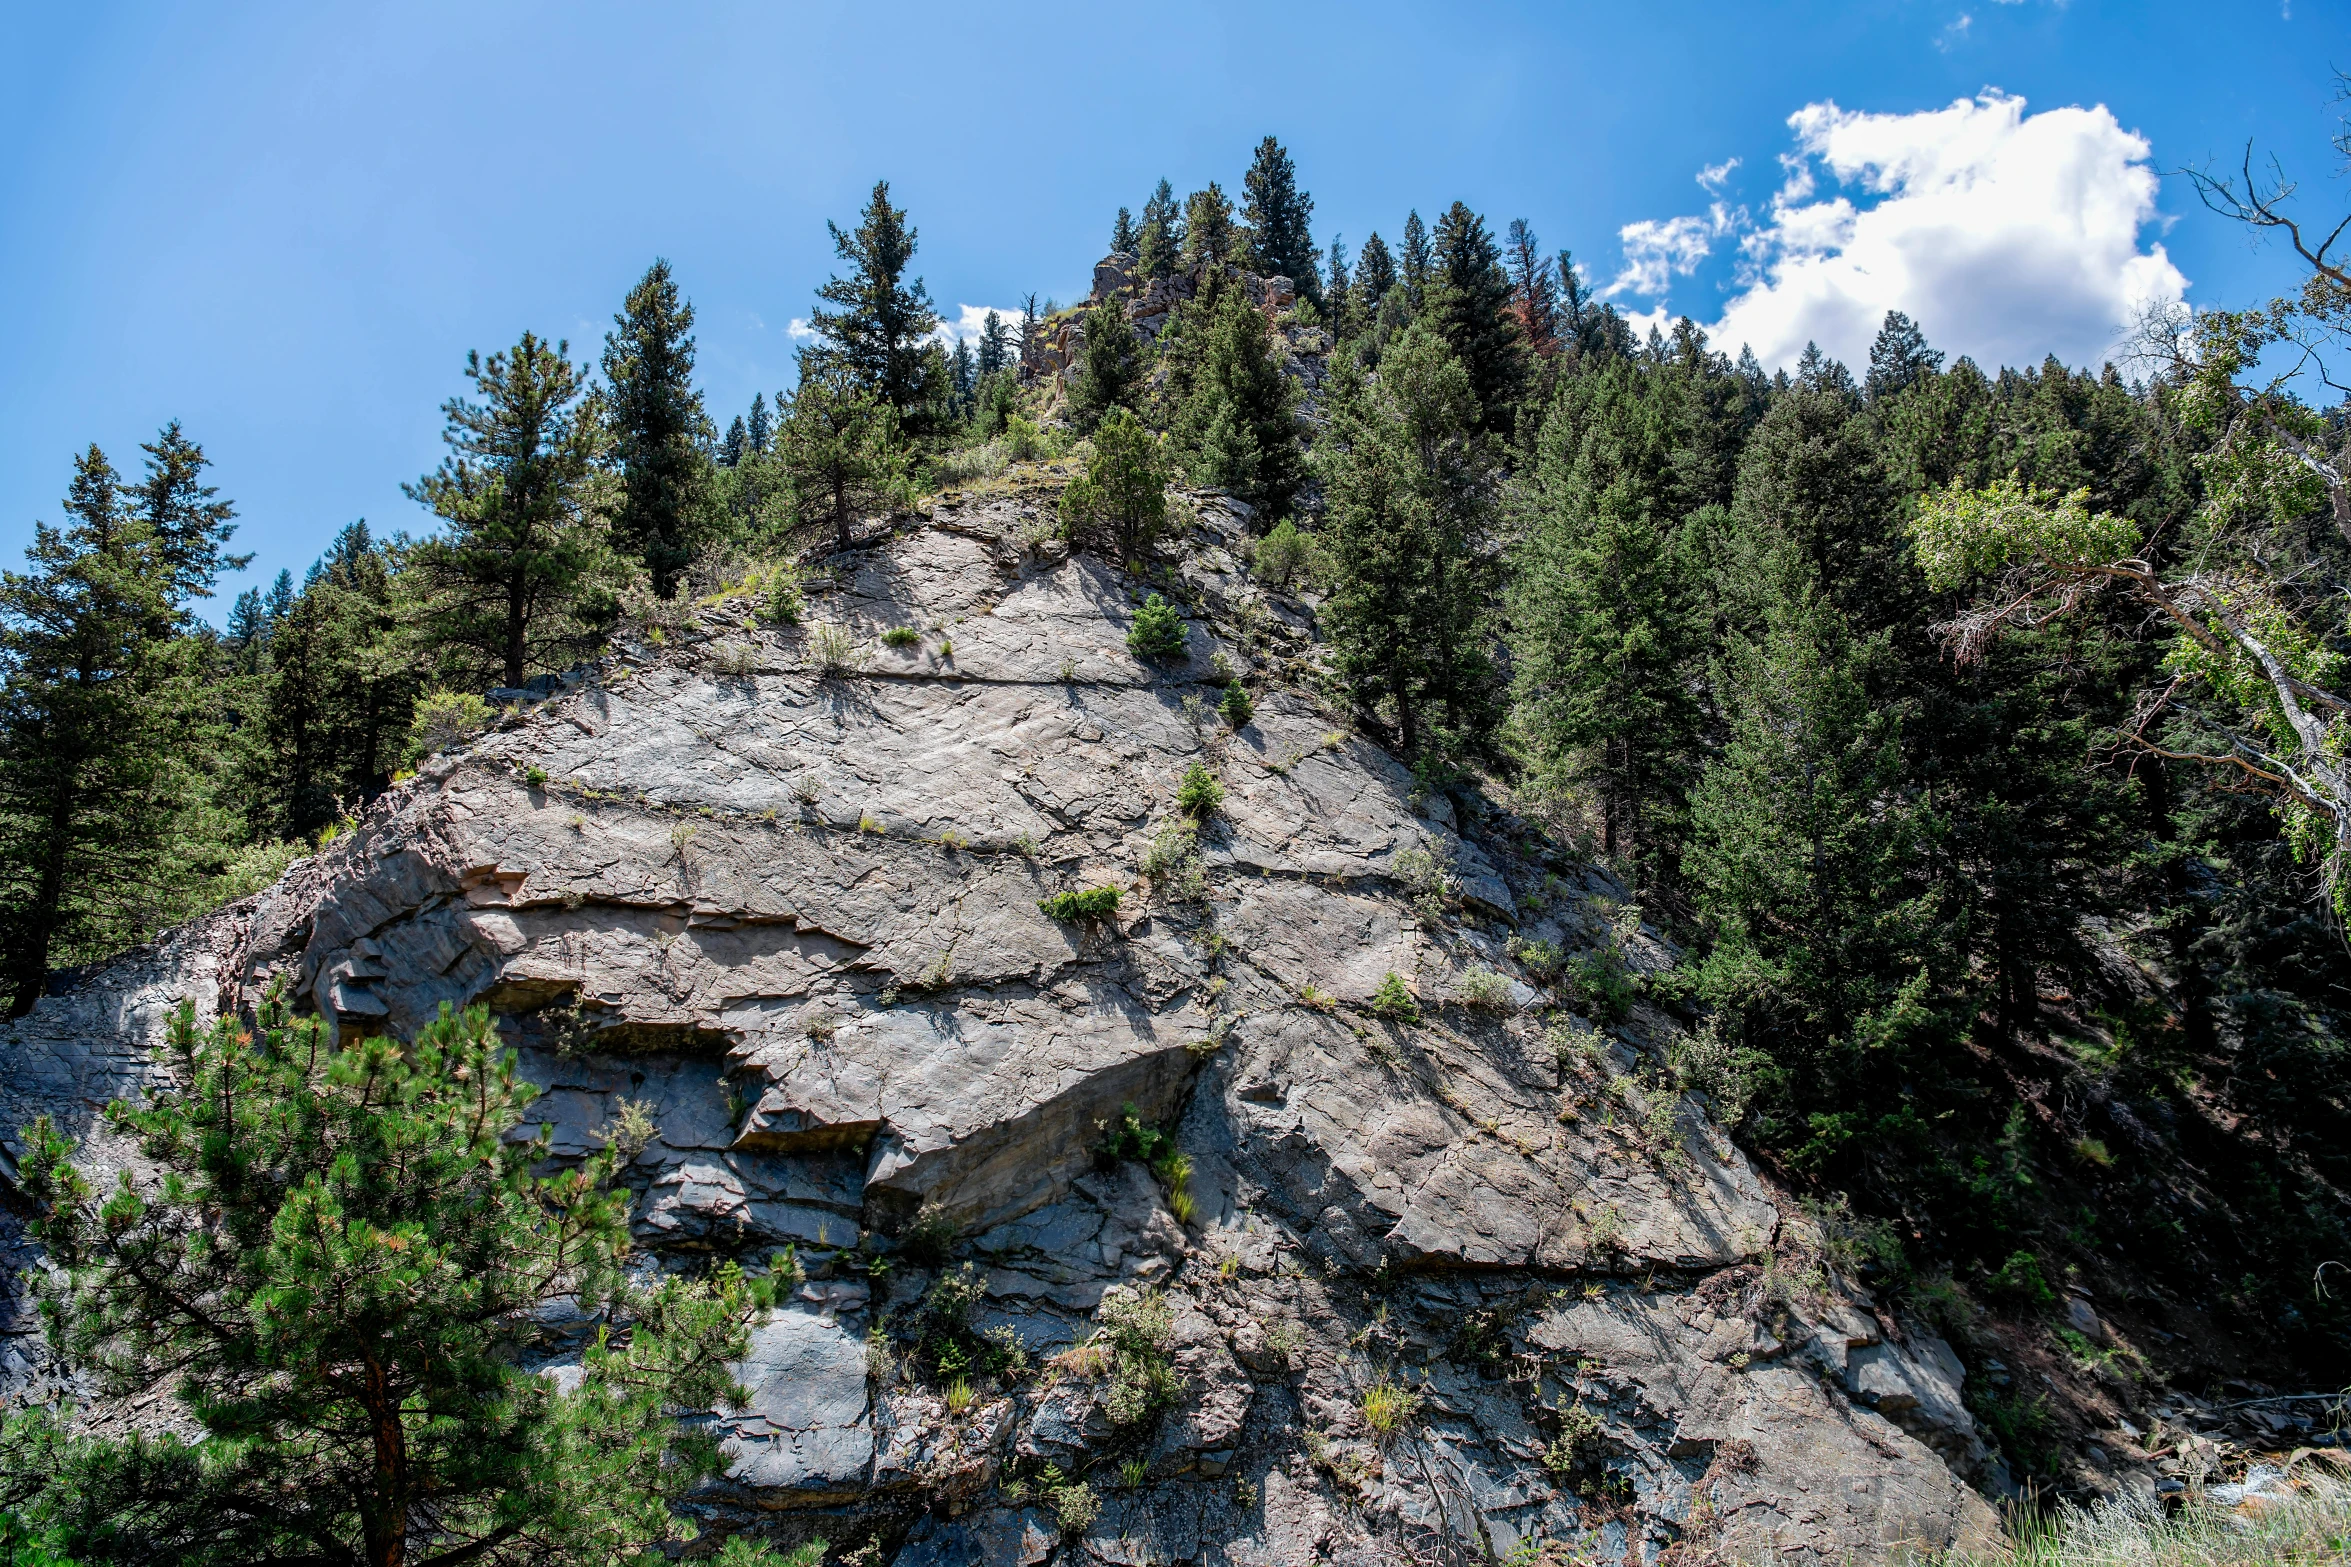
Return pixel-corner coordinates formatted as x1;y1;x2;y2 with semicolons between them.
0;510;2001;1564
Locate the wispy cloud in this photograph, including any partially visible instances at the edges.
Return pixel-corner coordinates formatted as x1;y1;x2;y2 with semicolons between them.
786;318;815;341
1935;12;1972;50
1697;158;1741;194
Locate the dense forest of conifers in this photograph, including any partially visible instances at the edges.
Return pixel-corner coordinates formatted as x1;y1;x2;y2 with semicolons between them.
7;134;2351;1397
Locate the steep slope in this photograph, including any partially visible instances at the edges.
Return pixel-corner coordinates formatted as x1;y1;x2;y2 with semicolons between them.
0;494;2004;1564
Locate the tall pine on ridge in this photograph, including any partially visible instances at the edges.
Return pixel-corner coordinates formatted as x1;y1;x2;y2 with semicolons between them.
602;260;716;597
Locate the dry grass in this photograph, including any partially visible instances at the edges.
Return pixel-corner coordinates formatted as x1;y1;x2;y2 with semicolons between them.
1933;1474;2351;1567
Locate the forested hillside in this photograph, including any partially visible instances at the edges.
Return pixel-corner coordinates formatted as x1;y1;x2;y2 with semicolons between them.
7;126;2351;1490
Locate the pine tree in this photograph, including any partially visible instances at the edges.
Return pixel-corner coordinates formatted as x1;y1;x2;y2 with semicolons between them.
806;179;946;430
1326;235;1352;325
1059;407;1169;568
1179;184;1236;272
405;333;613;691
262;567;296;624
1504;219;1560;358
1353;232;1396;320
1110;205;1137;254
1313;324;1495;757
1428;202;1524;436
255;524;415;839
1314;357;1432;751
779;365;905;555
950;336;976;405
747;390;773;453
1399;211;1432;310
977;310;1011;378
129;420;249;605
0;444;219;1014
1136;179;1183;280
1171;285;1303;520
4;994;794;1567
1069;300;1142;431
1685;576;1938;1150
601;260;717;597
720;415;748;468
1016;294;1040;374
1240;135;1319;300
1507;361;1699;874
1865;310;1944;402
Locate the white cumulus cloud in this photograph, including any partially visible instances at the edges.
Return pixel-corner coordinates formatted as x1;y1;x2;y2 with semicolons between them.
1615;90;2188;374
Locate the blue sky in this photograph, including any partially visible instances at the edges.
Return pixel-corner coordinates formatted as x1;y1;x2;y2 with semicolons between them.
1;0;2343;618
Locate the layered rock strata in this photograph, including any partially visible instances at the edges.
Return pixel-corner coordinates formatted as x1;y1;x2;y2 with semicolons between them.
0;500;2002;1565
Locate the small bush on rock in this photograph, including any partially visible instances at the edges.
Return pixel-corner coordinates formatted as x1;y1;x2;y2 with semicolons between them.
1253;518;1312;592
1457;967;1514;1013
881;626;920;649
1091;1286;1178;1427
1039;886;1120;922
1370;972;1419;1024
405;689;493;763
1141;819;1206;901
1176;763;1224;817
1126;593;1187;663
1218;680;1253;729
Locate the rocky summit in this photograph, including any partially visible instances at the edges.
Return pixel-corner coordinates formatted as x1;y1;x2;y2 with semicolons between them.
0;494;2006;1565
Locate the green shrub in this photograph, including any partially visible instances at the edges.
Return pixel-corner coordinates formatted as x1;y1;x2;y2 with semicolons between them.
1253;518;1312;591
1985;1249;2057;1310
1140;818;1206;901
1175;762;1224;817
1370;972;1419;1023
1126;593;1187;663
1059;407;1168;568
1218;680;1253;729
1039;886;1121;922
524;764;549;787
881;626;921;649
405;690;493;763
1456;967;1514;1013
1092;1286;1178;1427
1005;415;1045;463
208;838;305;907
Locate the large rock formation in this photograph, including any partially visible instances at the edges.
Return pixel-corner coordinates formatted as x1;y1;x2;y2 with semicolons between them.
0;495;2004;1564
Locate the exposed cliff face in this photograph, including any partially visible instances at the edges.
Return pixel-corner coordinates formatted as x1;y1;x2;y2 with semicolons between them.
0;496;2003;1564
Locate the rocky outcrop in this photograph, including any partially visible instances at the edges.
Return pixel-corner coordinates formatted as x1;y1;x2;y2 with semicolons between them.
0;496;2003;1564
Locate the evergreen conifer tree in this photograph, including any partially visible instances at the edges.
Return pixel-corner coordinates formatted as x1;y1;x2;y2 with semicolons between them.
977;310;1011;378
1240;135;1319;300
720;415;747;468
601;260;717;597
256;524;415;839
0;443;223;1014
405;333;614;690
950;336;976;404
1507;361;1699;873
779;365;905;555
1504;219;1560;358
1179;184;1236;271
806;180;946;430
1353;232;1396;320
1058;407;1168;568
1428;201;1524;436
747;390;773;453
3;993;796;1567
1068;300;1142;431
129;420;249;605
1399;211;1432;310
1110;205;1137;254
1864;310;1945;402
1136;179;1182;280
1171;286;1302;520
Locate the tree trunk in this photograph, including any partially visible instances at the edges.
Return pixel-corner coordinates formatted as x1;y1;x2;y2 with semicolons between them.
4;772;73;1018
833;474;852;556
362;1361;408;1567
504;572;527;689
